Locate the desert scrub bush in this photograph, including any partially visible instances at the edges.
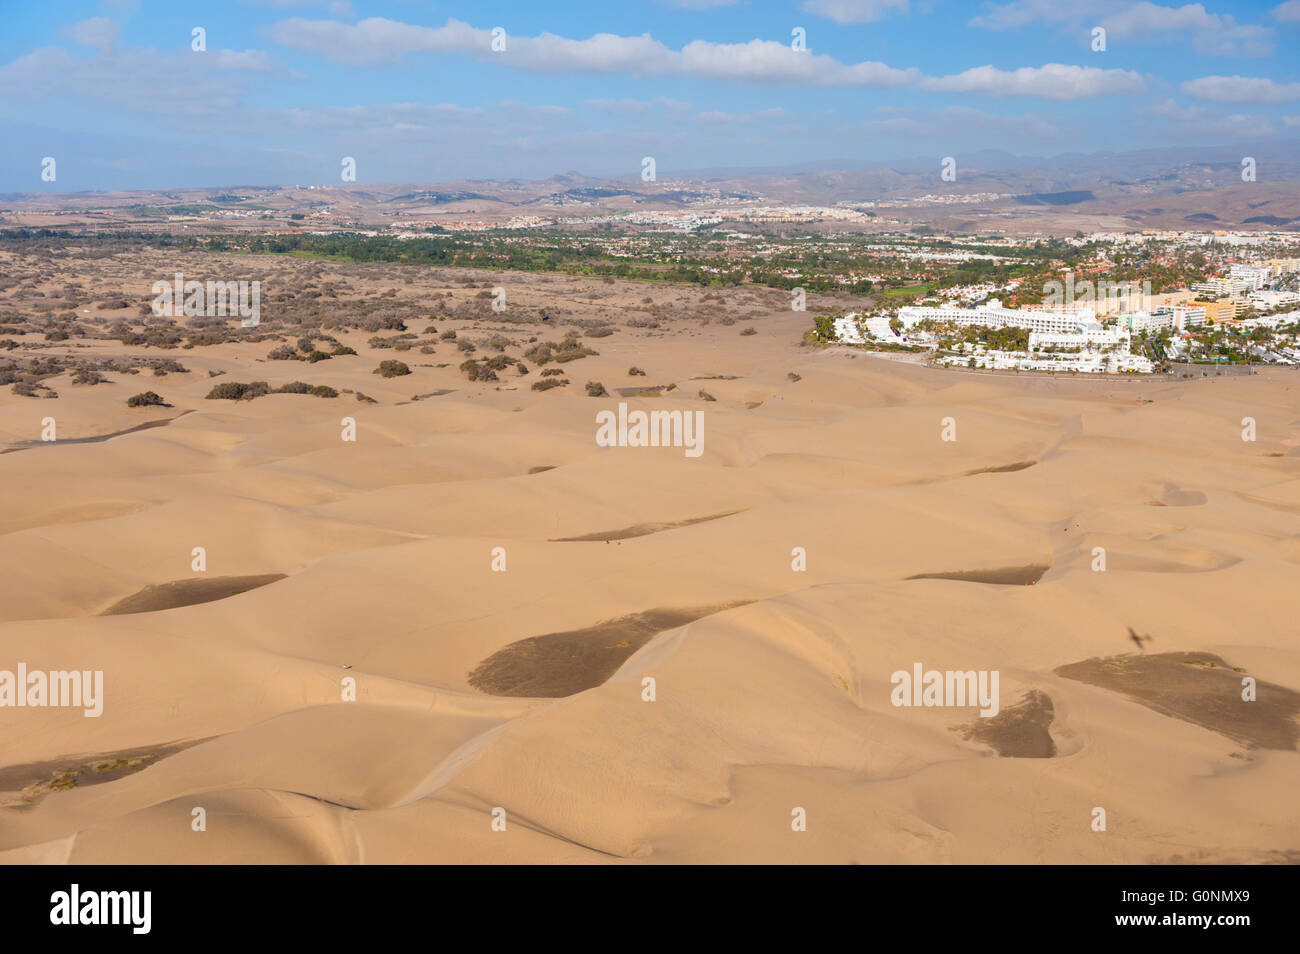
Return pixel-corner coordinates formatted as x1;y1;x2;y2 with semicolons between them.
275;381;312;394
585;381;608;397
628;366;646;376
459;360;500;383
305;350;332;363
483;334;512;352
374;360;411;378
523;341;552;365
456;338;476;353
440;329;457;340
482;354;512;371
331;345;357;356
126;391;167;407
540;367;564;377
515;361;529;375
267;344;298;360
740;327;756;336
553;341;596;362
698;390;717;402
206;381;270;400
787;372;802;382
72;369;107;385
531;377;568;391
309;385;338;398
585;326;615;338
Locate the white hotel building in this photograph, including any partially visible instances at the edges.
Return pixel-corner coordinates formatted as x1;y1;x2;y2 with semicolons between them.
896;299;1090;335
838;298;1154;373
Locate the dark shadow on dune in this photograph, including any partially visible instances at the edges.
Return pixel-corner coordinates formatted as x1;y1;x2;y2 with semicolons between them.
965;460;1037;475
0;738;210;810
614;385;669;397
959;689;1057;757
468;601;751;697
100;573;287;615
1056;651;1300;750
528;465;556;474
551;509;744;542
905;564;1048;586
4;411;191;450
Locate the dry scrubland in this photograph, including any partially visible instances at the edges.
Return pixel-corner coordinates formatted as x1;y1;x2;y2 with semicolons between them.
0;246;1298;863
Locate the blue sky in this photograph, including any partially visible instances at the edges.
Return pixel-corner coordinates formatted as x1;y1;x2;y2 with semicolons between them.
2;0;1298;191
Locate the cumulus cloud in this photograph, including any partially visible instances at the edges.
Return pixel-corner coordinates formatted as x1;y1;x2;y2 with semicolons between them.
922;63;1145;100
266;17;1143;100
1181;74;1300;103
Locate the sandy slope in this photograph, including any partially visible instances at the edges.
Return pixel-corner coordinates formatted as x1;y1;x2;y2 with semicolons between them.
1;316;1298;864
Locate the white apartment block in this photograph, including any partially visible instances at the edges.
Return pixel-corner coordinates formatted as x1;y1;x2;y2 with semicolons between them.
1192;277;1257;297
897;299;1088;335
1228;264;1272;288
1249;290;1300;310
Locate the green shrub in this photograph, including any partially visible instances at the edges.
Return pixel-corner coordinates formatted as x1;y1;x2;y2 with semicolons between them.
206;381;270;400
126;390;167;407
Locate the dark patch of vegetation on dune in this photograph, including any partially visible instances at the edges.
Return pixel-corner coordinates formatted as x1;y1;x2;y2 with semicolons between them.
100;573;287;615
1056;651;1300;750
959;690;1057;757
906;564;1048;585
468;601;750;697
1;738;210;809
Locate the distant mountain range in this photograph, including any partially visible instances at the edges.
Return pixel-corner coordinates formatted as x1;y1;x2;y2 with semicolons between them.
3;141;1298;235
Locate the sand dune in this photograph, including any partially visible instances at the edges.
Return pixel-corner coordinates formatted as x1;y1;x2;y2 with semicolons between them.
1;307;1297;864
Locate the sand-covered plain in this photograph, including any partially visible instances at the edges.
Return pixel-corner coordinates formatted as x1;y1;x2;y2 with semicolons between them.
1;262;1298;864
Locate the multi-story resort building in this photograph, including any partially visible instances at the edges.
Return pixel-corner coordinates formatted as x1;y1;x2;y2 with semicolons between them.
834;299;1155;373
895;299;1087;335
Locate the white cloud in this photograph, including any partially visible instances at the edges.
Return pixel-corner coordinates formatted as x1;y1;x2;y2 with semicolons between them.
585;98;651;115
1141;97;1206;120
1181;74;1300;103
1274;1;1300;23
211;49;278;71
922;63;1145;100
60;17;120;51
801;0;909;25
973;1;1274;56
266;17;1143;100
